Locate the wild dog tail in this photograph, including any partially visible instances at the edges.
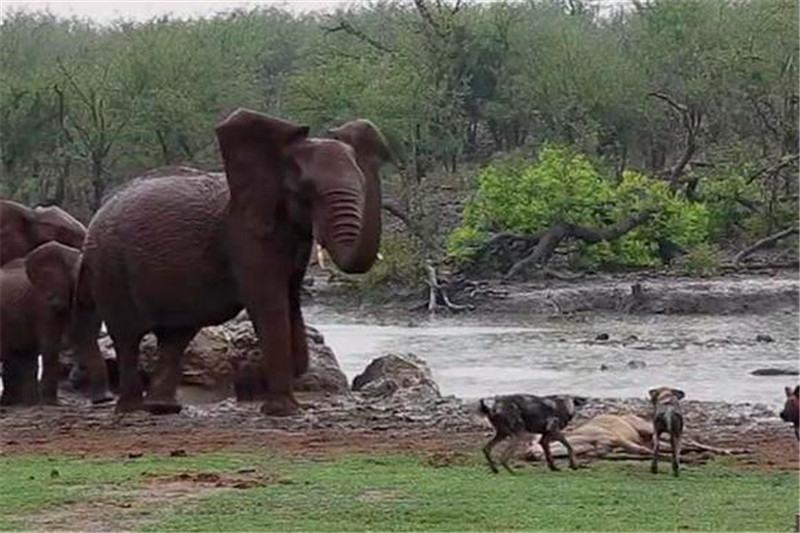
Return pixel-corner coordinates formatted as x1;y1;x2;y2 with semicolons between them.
478;398;491;417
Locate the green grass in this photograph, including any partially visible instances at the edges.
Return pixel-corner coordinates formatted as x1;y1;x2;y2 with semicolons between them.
1;452;797;532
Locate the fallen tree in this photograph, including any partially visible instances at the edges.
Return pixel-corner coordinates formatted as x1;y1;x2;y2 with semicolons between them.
733;225;799;265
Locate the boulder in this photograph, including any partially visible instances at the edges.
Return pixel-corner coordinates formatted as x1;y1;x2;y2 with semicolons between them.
352;353;441;400
755;334;775;343
73;320;349;399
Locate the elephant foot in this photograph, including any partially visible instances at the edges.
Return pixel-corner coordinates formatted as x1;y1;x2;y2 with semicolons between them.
260;393;302;417
90;391;115;405
144;398;182;415
115;397;145;413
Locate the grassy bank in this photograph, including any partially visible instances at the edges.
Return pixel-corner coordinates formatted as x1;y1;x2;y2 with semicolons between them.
1;452;796;532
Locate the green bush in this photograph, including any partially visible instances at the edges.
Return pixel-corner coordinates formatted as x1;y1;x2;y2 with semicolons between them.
449;146;712;268
354;233;425;293
676;242;722;277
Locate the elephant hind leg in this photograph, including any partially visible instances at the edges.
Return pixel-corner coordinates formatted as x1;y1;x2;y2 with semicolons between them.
72;307;112;404
113;334;145;413
144;327;197;415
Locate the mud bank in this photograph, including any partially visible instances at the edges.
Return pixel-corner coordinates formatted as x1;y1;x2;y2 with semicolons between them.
1;390;796;469
310;270;799;317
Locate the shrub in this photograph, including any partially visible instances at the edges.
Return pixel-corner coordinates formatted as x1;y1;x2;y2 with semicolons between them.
354;233;426;293
449;146;712;268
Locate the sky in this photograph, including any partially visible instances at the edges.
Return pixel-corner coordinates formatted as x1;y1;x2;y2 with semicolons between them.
0;0;353;23
0;0;633;24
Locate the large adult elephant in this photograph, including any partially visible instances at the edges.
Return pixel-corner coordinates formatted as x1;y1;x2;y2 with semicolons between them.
0;200;87;266
80;109;391;416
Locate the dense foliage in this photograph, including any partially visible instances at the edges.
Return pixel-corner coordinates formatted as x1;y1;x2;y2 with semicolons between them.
448;147;711;267
1;0;797;275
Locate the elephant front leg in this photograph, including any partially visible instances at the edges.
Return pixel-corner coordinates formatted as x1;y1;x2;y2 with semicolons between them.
17;355;40;405
288;271;309;379
0;355;26;405
250;301;300;416
232;233;300;417
40;348;60;405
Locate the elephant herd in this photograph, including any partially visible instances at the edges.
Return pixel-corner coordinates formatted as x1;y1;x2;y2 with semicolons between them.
0;109;393;416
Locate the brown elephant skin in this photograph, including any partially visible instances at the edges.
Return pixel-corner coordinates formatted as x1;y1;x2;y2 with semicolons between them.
0;200;87;266
0;242;110;405
80;109;391;416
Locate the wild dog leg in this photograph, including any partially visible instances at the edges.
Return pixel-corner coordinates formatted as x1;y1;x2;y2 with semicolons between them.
499;434;526;474
540;434;559;471
651;431;661;474
483;433;505;474
670;431;681;477
553;430;578;470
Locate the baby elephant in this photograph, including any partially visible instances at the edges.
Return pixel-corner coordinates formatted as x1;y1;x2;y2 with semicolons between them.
649;387;685;477
479;393;587;473
0;242;108;405
779;385;799;440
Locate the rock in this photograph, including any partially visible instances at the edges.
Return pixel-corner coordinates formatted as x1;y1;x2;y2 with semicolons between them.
71;321;349;400
623;335;639;343
599;364;610;371
595;333;610;341
352;353;441;400
231;323;349;399
755;334;775;343
626;360;646;369
750;368;799;376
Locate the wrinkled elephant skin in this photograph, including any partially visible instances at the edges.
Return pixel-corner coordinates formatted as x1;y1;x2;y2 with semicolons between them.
81;109;391;416
0;200;87;266
0;242;111;405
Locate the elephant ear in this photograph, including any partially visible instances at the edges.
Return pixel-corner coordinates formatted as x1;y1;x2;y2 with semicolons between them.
0;200;36;265
328;119;395;173
215;108;310;236
34;205;87;249
25;241;81;313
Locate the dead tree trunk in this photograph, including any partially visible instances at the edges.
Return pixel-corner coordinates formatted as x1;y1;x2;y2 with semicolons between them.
503;212;653;280
733;226;799;265
648;91;703;192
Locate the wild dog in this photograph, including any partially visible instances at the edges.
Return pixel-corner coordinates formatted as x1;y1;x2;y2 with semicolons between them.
649;387;685;477
479;394;587;473
779;385;799;441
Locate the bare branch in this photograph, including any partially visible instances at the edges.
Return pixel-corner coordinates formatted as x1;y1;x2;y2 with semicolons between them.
322;19;395;54
733;226;799;265
647;91;688;114
648;91;703;188
569;211;653;243
747;154;799;184
504;224;570;280
413;0;445;38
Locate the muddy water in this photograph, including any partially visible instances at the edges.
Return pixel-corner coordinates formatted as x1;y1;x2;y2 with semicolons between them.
305;306;799;409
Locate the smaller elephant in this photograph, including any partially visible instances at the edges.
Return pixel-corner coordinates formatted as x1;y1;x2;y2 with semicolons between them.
0;241;110;405
0;200;87;266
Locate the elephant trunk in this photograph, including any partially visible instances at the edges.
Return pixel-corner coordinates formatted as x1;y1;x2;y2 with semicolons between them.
319;118;392;274
312;162;380;274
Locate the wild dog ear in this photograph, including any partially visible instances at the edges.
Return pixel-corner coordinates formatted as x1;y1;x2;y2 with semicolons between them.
789;385;800;398
648;388;661;403
672;388;686;400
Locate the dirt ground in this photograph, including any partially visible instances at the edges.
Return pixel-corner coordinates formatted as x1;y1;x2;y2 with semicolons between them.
1;391;797;472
